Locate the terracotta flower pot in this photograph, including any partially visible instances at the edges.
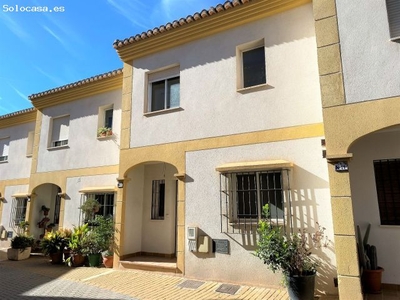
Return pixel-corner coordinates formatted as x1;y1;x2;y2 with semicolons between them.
362;267;384;294
102;255;114;268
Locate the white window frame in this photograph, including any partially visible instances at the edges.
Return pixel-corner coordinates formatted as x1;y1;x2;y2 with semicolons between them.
145;65;180;114
236;39;267;91
0;136;10;163
97;104;114;137
13;197;28;226
386;0;400;41
48;115;70;149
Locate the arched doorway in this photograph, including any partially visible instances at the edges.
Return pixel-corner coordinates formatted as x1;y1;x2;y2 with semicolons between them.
349;124;400;285
30;184;62;242
122;161;178;259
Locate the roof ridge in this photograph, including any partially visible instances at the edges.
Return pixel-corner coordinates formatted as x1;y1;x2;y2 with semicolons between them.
29;68;123;100
113;0;251;49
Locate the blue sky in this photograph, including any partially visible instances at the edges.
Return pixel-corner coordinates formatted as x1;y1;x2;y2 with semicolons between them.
0;0;218;115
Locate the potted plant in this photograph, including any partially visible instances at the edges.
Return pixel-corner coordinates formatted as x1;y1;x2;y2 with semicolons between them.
7;234;34;260
255;205;326;300
66;223;89;267
40;230;68;264
93;215;115;268
79;197;101;222
80;216;114;267
357;223;384;294
97;127;112;137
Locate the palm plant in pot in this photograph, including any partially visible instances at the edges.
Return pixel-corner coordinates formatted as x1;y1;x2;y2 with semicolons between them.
255;205;326;300
67;223;89;267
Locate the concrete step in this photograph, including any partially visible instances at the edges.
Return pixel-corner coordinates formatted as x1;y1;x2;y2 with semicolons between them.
119;257;181;274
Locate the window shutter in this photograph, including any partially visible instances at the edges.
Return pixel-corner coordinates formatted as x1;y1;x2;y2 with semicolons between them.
52;116;69;142
386;0;400;40
148;66;180;82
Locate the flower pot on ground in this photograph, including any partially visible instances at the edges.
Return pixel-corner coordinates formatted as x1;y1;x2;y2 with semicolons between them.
66;224;89;267
81;230;103;267
357;224;384;294
102;250;114;268
88;253;102;267
255;205;327;300
40;230;69;264
7;234;34;261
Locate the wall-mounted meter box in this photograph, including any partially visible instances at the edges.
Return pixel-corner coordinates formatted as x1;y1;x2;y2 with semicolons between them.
187;226;198;240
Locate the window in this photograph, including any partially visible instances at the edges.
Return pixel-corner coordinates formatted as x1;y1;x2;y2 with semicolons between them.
26;131;34;156
373;159;400;225
151;180;165;220
386;0;400;41
147;65;180;113
85;193;115;218
50;115;69;148
0;137;9;162
237;40;266;89
97;105;114;137
13;197;28;226
104;108;113;129
220;168;290;234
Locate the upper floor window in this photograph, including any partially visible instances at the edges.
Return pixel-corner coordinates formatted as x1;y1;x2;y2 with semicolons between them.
236;39;266;90
386;0;400;41
0;137;9;162
50;115;69;148
98;105;113;137
373;159;400;225
147;65;180;113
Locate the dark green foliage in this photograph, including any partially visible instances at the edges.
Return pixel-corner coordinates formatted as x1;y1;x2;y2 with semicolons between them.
11;235;34;251
356;223;379;271
255;205;317;279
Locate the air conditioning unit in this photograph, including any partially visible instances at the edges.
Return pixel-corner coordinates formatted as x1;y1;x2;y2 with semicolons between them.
187;226;198;240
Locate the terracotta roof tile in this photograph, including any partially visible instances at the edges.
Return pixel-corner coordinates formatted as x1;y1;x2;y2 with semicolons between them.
0;107;36;120
28;68;123;100
113;0;253;49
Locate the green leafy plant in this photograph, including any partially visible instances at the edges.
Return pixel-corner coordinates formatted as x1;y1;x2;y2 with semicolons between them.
40;230;68;255
79;198;101;221
68;223;89;255
255;205;325;280
11;235;34;252
82;216;114;255
97;127;112;137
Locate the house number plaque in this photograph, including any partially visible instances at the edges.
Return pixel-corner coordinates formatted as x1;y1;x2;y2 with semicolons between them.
335;161;349;172
213;239;229;254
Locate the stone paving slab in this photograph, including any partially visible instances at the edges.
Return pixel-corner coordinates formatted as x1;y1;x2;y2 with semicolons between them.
0;249;339;300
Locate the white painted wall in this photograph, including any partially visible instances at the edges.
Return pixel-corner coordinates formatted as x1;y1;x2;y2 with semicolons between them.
349;127;400;285
0;122;34;180
37;89;121;172
130;4;321;148
185;137;336;293
64;174;118;229
336;0;400;103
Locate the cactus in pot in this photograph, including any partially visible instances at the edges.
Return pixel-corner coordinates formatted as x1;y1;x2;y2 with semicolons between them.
356;223;384;294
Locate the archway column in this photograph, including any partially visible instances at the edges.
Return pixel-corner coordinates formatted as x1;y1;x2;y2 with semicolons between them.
326;154;362;298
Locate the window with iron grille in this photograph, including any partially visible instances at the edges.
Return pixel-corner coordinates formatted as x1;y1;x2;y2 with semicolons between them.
13;197;28;226
220;170;289;233
84;193;115;219
373;159;400;225
53;193;61;225
151;180;165;220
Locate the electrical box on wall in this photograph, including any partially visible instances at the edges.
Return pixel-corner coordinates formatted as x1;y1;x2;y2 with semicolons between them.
197;235;210;253
187;226;198;240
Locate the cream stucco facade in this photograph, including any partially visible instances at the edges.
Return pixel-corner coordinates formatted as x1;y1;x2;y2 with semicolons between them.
8;0;396;298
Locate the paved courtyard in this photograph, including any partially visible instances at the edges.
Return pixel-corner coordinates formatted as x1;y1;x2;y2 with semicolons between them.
0;250;339;300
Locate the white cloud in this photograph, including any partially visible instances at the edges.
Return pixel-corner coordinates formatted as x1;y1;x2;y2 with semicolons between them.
0;12;30;40
33;66;65;86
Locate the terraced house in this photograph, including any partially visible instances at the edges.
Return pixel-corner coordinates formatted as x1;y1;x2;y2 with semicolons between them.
5;0;400;299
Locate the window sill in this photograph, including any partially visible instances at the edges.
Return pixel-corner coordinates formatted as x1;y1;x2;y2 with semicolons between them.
144;107;183;117
237;83;272;94
47;145;69;151
0;160;8;164
97;134;114;140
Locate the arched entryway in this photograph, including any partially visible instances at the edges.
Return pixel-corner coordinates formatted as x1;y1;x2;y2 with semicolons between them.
121;161;178;260
348;124;400;285
29;184;62;242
